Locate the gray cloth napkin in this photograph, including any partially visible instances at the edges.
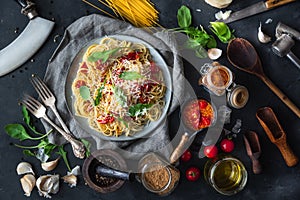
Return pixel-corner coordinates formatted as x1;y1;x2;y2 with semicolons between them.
42;14;184;160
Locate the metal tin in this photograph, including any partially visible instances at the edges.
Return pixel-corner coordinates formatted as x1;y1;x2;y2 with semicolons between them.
226;84;249;109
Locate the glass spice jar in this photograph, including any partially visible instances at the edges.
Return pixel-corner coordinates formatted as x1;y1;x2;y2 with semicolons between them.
204;154;248;196
138;153;180;196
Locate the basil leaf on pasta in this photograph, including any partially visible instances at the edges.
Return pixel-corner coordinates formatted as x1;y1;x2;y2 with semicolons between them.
119;71;144;80
129;103;153;117
80;86;90;100
113;86;127;107
88;48;120;63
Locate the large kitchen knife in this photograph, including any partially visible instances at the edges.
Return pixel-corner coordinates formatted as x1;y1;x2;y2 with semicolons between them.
220;0;296;24
0;0;55;77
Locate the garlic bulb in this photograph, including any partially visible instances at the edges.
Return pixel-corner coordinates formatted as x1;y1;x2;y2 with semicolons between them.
41;158;59;172
208;48;222;60
20;174;36;197
16;162;35;175
205;0;233;8
258;22;271;43
36;174;60;198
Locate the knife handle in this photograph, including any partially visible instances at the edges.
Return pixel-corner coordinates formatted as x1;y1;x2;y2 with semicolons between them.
14;0;37;19
170;133;189;164
265;0;296;9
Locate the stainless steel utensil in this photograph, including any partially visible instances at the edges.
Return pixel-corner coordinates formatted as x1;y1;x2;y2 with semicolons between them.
219;0;296;24
21;94;86;159
30;74;71;134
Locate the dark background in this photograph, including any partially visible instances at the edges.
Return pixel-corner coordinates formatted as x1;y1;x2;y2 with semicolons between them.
0;0;300;199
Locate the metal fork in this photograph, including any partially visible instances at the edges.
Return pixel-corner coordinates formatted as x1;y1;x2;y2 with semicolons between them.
21;94;86;159
30;74;70;134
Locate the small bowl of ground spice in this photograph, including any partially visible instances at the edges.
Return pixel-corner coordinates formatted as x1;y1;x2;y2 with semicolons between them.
82;149;127;193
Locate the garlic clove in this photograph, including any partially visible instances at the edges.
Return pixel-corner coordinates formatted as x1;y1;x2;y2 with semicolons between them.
16;162;35;175
208;48;222;60
62;174;77;188
258;22;271;43
36;174;60;198
41;158;60;172
215;10;232;20
20;174;36;197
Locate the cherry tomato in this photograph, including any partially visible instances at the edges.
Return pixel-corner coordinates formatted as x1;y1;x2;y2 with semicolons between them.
199;100;208;109
185;167;201;181
204;145;218;158
220;139;235;153
181;150;192;162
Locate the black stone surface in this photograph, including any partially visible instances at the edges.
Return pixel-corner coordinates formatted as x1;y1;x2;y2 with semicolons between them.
0;0;300;199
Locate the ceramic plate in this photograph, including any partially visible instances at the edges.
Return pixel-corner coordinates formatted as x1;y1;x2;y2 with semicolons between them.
65;35;172;141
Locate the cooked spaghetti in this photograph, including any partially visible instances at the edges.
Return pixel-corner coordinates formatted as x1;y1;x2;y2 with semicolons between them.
72;37;166;137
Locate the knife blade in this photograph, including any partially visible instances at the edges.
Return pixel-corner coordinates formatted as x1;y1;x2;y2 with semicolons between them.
221;0;296;24
0;0;54;77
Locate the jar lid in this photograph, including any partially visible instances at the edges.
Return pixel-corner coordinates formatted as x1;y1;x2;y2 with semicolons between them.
206;65;233;90
227;85;249;109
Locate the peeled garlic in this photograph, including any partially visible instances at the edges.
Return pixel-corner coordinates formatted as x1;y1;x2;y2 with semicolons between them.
20;174;36;197
205;0;233;8
41;158;60;172
16;162;35;175
62;174;77;188
215;10;232;20
258;22;271;43
36;174;60;198
208;48;222;60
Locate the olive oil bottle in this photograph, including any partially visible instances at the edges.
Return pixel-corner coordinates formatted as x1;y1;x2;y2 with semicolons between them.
204;155;248;195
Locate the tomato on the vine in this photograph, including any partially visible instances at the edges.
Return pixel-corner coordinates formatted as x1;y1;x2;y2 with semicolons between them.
204;145;218;158
220;139;235;153
181;150;192;162
185;167;201;181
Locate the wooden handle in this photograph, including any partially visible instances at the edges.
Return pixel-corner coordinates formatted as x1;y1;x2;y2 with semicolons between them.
276;141;299;167
261;76;300;118
170;133;189;164
265;0;296;9
251;159;262;174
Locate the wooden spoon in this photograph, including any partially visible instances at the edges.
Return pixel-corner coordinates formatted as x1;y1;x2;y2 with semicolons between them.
227;38;300;118
256;107;298;167
243;131;262;174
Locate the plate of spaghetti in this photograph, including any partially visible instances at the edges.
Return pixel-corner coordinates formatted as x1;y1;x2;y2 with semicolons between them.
65;35;172;141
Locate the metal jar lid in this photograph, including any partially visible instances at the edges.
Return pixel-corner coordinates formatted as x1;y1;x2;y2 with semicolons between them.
227;84;249;109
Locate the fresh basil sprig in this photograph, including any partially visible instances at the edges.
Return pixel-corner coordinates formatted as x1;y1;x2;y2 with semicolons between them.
119;71;144;80
56;145;71;172
22;106;43;136
210;22;234;43
80;139;91;158
88;48;120;63
175;6;216;58
129;103;152;117
4;124;51;141
94;79;106;106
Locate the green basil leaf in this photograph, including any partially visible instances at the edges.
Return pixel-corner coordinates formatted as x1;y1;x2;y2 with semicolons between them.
94;79;106;106
22;106;43;136
129;103;152;117
88;48;120;63
210;22;233;43
56;145;71;172
4;124;31;141
119;71;144;80
80;86;90;100
113;86;127;107
195;45;208;58
23;150;35;157
177;5;192;28
80;139;91;157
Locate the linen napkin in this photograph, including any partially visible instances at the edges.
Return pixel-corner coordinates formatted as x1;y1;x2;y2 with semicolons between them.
42;14;184;161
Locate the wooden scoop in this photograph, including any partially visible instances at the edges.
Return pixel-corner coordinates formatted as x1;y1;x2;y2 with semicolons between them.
227;38;300;118
256;107;298;167
243;131;262;174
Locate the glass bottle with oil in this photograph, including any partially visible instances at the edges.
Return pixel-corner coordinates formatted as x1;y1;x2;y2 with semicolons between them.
204;154;248;195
